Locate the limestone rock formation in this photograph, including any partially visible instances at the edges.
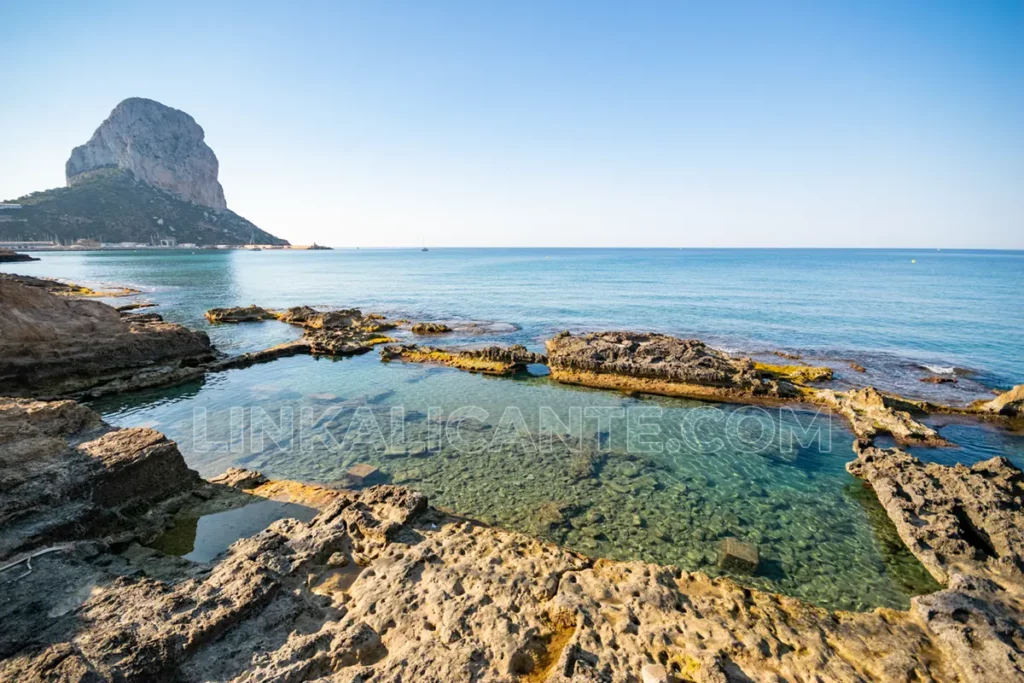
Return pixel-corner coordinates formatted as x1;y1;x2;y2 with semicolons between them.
204;305;277;324
410;322;452;334
0;274;213;396
976;384;1024;418
66;98;227;211
848;444;1024;587
816;387;950;446
0;397;199;560
380;343;546;375
546;331;791;400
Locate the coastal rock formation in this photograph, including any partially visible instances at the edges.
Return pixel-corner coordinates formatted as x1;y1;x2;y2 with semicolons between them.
816;387;950;446
66;98;226;211
0;249;38;263
204;305;277;323
1;404;1022;681
848;445;1024;588
410;322;452;334
202;304;397;361
0;397;199;560
0;275;214;396
380;343;546;375
546;331;792;401
975;384;1024;417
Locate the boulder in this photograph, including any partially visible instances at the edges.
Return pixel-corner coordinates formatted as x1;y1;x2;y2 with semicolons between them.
717;537;760;574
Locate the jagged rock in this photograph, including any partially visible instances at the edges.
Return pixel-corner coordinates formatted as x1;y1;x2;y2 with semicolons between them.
0;275;213;396
921;375;957;384
0;398;198;560
848;444;1024;587
975;384;1024;417
816;387;949;446
546;331;790;400
208;467;268;490
410;322;452;334
0;249;38;263
1;399;1023;681
66;98;227;211
380;343;546;375
204;305;276;323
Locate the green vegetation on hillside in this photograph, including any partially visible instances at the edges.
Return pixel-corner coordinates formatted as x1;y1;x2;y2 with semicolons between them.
0;170;288;246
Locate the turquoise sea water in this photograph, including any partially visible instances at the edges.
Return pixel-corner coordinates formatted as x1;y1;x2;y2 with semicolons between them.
5;248;1023;611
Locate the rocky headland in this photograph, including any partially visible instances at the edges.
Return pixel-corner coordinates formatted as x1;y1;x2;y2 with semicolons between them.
1;98;286;246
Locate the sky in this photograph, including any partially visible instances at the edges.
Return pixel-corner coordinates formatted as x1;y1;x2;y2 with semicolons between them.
1;1;1022;248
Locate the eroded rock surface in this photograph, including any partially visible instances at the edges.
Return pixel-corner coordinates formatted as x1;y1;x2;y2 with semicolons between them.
410;322;452;334
815;387;949;446
976;384;1024;418
0;275;213;396
848;445;1024;588
205;305;277;323
0;398;199;560
380;343;546;375
546;331;792;401
66;98;227;211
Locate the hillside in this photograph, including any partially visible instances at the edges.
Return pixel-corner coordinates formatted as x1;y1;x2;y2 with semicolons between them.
0;170;287;246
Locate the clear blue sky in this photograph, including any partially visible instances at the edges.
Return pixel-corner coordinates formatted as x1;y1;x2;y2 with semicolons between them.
2;1;1021;248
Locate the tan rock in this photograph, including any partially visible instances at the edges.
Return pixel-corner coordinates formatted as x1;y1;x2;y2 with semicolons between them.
0;274;213;397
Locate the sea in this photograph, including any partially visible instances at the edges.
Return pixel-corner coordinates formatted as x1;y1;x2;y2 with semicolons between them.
5;247;1023;611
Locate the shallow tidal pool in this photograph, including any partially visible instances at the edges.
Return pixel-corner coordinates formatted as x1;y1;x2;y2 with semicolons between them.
89;350;962;612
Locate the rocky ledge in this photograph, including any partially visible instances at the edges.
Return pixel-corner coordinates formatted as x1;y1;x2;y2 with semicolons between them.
0;275;213;397
410;322;452;334
546;331;797;402
0;249;39;263
206;304;398;357
2;397;1023;681
381;343;547;375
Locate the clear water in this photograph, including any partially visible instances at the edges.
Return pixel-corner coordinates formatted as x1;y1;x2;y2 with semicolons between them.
7;248;1023;611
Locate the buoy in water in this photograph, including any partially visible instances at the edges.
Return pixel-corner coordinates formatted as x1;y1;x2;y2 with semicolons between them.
911;259;916;264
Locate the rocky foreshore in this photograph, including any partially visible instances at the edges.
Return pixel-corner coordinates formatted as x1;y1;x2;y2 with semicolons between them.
0;275;213;397
4;284;1024;679
1;397;1023;681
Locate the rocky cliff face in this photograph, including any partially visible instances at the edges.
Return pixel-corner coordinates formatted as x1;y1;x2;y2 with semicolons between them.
66;98;227;211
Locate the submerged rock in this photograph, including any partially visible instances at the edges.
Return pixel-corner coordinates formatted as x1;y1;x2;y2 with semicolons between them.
0;274;213;397
380;343;546;375
718;537;760;574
